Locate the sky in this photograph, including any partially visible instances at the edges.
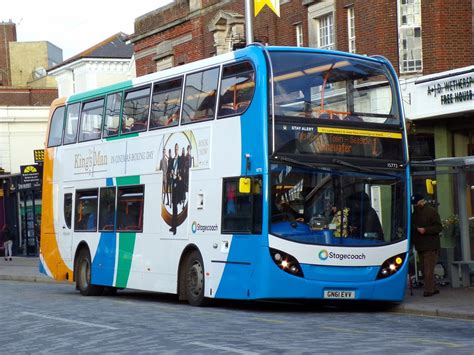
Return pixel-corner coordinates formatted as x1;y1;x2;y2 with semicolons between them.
2;0;173;61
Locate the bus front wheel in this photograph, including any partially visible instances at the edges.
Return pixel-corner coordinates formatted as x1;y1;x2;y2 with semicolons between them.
75;248;104;296
185;250;208;306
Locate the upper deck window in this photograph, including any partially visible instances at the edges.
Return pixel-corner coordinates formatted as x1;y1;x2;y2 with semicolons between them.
270;52;400;126
63;103;80;145
218;62;255;118
103;92;122;138
150;77;182;129
182;67;219;124
79;99;104;142
122;87;151;134
47;106;65;147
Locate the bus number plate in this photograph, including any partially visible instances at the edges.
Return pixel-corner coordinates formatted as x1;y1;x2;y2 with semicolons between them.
323;290;355;299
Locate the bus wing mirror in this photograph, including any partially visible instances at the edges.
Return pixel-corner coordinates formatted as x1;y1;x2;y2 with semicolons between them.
425;179;436;195
239;177;251;194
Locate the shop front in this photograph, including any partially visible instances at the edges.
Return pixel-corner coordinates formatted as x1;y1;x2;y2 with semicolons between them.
402;66;474;286
0;163;43;257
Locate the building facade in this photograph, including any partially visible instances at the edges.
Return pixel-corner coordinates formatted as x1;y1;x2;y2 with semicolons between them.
130;0;308;76
48;33;135;97
0;21;60;257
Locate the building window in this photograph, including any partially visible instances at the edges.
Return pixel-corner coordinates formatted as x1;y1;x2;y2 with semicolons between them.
347;6;356;53
398;0;422;73
317;13;334;50
295;23;304;47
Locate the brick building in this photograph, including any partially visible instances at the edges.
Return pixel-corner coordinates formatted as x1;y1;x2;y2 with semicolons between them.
0;21;61;257
128;0;474;274
129;0;308;76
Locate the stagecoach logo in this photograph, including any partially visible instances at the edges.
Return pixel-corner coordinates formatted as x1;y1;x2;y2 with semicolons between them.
319;249;329;261
191;221;218;234
318;250;367;261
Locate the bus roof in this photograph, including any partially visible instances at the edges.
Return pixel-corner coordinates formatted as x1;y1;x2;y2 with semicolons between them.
62;45;391;105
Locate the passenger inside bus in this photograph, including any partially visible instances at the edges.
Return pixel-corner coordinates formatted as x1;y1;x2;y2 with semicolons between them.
346;191;384;239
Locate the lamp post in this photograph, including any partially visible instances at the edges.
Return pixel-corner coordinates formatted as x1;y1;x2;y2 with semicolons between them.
244;0;254;45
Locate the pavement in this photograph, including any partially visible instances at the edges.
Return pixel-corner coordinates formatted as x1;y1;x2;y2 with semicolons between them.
1;257;473;320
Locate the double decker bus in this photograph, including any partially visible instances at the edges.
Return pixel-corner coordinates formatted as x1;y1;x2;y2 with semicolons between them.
40;45;410;306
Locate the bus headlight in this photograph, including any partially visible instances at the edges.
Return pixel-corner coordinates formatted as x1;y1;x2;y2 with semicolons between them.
376;253;406;280
270;248;304;277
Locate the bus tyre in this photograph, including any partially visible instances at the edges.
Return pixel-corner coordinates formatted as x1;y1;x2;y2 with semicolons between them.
185;250;207;306
75;248;103;296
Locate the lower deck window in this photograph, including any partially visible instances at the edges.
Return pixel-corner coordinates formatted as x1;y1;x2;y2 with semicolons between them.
117;185;145;232
74;189;99;232
222;176;262;234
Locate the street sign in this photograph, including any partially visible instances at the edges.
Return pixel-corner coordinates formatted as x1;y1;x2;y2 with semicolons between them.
255;0;280;17
34;149;45;163
19;164;42;190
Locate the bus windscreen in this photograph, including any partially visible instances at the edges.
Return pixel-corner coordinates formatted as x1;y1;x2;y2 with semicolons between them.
270;51;400;126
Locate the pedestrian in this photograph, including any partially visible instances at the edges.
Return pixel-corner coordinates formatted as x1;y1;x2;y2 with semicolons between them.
2;224;14;261
411;194;443;297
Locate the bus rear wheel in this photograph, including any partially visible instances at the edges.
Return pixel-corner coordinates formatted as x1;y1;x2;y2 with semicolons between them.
75;248;103;296
185;250;208;306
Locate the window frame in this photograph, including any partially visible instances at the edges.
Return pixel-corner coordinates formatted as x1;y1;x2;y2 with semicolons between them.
64;193;73;229
63;102;81;145
347;6;356;54
217;61;256;120
98;186;117;232
121;85;152;135
103;91;123;139
398;0;423;73
181;66;220;125
149;76;183;130
78;98;105;143
47;106;66;148
295;23;304;47
221;176;263;235
317;13;335;50
74;188;99;232
116;185;145;233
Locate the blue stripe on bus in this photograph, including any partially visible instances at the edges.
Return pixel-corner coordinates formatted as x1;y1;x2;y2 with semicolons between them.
91;177;117;287
92;232;117;287
215;47;270;299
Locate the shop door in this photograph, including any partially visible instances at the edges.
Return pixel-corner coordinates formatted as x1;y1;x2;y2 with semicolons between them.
21;190;39;256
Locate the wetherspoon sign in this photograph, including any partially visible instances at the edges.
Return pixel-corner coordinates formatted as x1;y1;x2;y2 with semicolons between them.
407;68;474;120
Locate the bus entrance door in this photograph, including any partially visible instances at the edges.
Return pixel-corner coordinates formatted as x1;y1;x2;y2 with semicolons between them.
57;187;74;265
